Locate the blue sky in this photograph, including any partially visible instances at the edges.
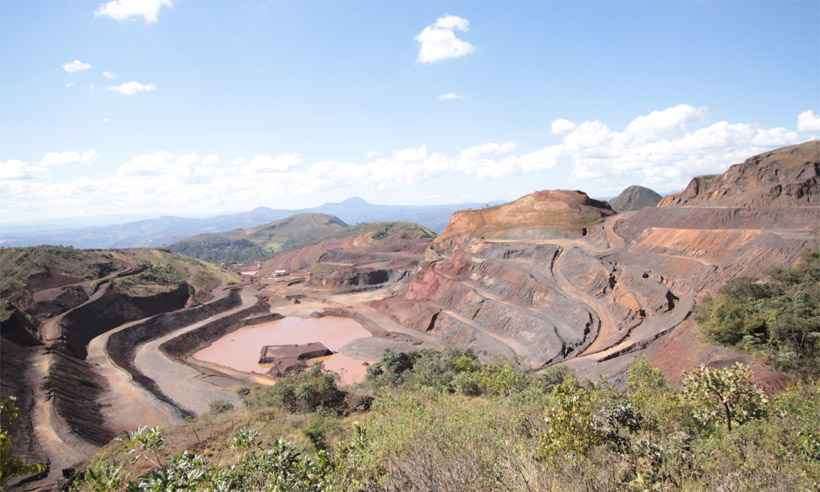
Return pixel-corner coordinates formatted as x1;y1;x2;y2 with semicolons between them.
1;1;819;224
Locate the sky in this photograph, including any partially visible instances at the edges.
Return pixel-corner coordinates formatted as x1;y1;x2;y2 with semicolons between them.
1;0;819;225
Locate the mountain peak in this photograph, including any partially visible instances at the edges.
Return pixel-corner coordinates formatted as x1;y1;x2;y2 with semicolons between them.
339;197;369;205
610;185;662;212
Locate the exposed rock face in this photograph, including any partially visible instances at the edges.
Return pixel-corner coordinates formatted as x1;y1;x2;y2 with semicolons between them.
371;168;817;384
373;190;622;368
659;140;820;207
259;222;435;292
609;185;662;212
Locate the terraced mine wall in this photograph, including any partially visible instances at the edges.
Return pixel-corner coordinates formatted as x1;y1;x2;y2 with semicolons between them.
310;266;408;292
47;344;114;445
60;283;192;359
159;300;271;360
105;289;244;418
0;315;44;466
43;287;230;447
618;207;820;239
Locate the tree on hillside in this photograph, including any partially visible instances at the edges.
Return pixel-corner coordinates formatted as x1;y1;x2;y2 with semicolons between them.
680;363;767;432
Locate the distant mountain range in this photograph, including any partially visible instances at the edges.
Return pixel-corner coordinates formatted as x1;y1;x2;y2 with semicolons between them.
0;197;485;249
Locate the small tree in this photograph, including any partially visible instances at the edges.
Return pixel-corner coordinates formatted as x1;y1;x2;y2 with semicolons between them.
539;377;602;458
681;363;767;432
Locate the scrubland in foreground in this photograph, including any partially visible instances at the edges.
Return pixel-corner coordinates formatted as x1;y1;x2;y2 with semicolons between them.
60;349;817;491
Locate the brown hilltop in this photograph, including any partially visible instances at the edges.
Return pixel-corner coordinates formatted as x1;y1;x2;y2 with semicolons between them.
433;190;614;251
659;140;820;208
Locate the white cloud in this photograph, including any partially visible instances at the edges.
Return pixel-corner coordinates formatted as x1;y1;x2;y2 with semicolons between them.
797;110;820;132
243;154;303;174
438;92;463;101
0;160;42;181
623;104;707;141
63;60;92;73
6;105;818;221
65;82;76;89
118;152;211;177
41;150;97;167
109;81;157;95
416;15;475;64
551;118;576;136
95;0;172;23
102;71;117;80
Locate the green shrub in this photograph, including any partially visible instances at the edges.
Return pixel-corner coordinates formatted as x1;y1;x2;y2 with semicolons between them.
697;249;820;374
539;377;603;458
258;366;347;414
1;397;46;486
69;460;123;492
135;451;210;491
126;426;165;467
681;363;768;433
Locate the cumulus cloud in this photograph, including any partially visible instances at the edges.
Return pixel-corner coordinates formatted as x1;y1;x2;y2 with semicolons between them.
243;154;303;174
63;60;91;73
416;15;475;64
0;160;41;181
797;110;820;132
0;150;97;185
41;150;97;166
551;118;576;136
117;152;220;178
109;81;157;95
438;92;463;101
102;71;117;80
95;0;172;23
6;105;818;221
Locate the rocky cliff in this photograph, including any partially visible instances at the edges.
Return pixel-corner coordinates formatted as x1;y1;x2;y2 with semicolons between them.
659;140;820;207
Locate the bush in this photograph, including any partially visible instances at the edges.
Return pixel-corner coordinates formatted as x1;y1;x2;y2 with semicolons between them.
209;399;235;414
262;366;347;414
70;460;123;492
1;397;46;486
697;249;820;374
681;363;768;433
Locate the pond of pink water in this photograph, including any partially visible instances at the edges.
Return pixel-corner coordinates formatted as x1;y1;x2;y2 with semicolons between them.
193;316;371;383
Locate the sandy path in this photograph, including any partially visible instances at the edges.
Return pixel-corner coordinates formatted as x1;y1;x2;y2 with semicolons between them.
551;246;619;355
133;289;257;415
86;317;184;434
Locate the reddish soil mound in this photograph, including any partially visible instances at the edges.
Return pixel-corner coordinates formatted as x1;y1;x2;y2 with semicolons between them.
659;140;820;207
433;190;613;251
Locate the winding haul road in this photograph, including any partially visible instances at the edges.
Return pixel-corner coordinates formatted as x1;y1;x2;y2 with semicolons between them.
132;288;257;415
461;213;695;369
20;285;258;490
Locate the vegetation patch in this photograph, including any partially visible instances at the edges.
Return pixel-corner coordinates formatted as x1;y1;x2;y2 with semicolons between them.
67;351;818;491
697;249;819;375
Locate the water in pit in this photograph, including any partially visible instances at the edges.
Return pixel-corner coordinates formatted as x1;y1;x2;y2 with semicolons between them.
192;316;371;385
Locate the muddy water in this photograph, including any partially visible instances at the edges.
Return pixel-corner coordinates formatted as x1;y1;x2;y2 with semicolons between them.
193;316;371;383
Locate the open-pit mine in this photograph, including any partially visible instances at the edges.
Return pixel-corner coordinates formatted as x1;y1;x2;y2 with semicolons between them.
1;141;818;489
